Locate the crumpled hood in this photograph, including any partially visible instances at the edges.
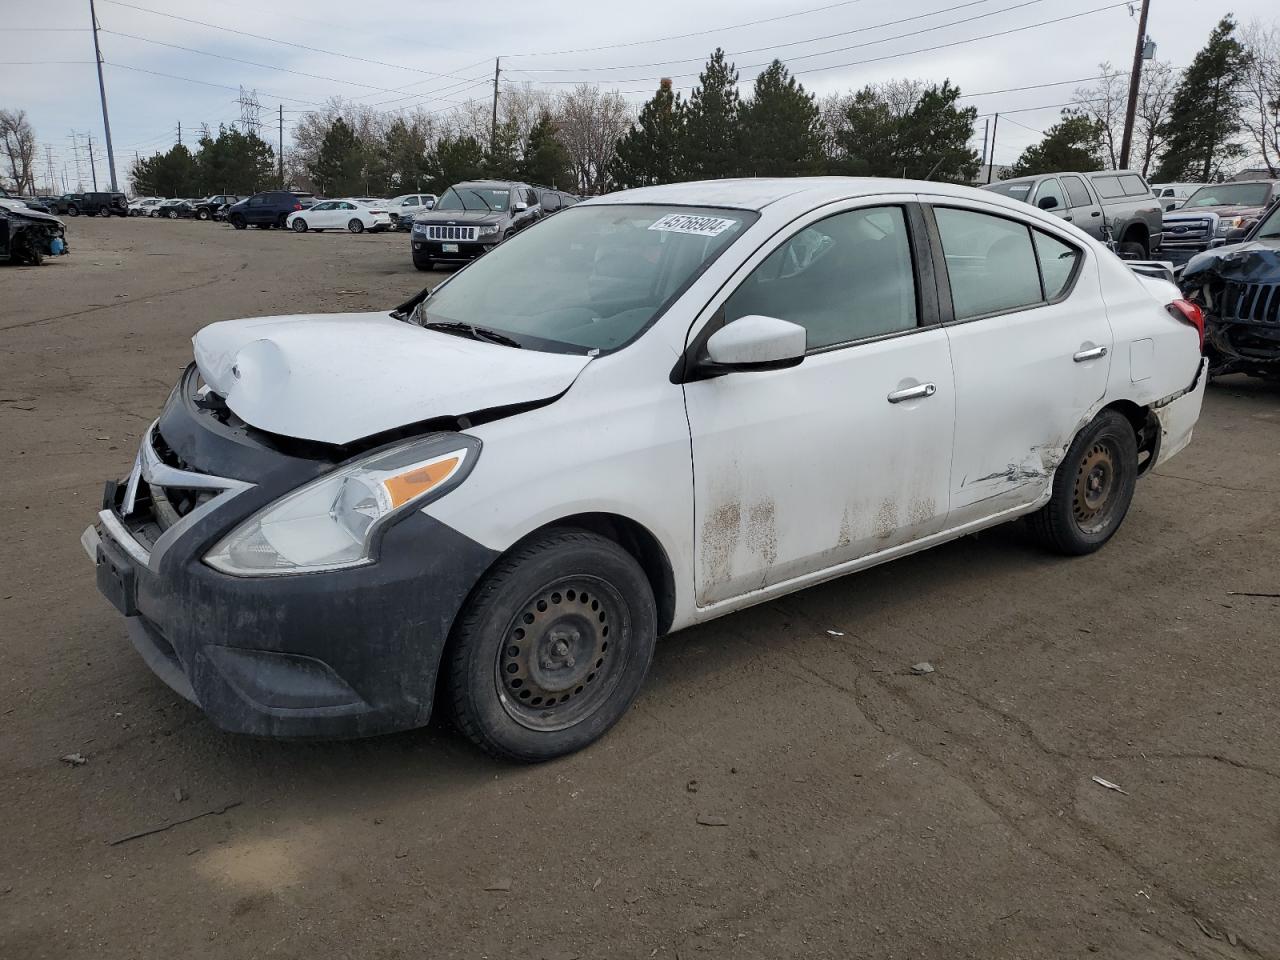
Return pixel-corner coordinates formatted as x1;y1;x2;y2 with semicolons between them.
1182;240;1280;286
192;311;591;445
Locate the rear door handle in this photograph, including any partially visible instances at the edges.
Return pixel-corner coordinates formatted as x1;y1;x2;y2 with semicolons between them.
1064;215;1073;222
1073;345;1108;362
1090;211;1102;218
887;382;937;403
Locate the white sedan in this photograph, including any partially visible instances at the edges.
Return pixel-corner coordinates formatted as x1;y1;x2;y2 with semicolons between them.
286;198;391;234
86;178;1206;760
128;197;165;217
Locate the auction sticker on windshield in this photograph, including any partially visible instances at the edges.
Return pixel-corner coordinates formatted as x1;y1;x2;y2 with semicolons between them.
648;213;738;237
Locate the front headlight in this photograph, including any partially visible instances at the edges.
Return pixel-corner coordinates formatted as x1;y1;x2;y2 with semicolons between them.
205;434;480;576
1217;216;1256;235
477;224;500;237
412;222;427;235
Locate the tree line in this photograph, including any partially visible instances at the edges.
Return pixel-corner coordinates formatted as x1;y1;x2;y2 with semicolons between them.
129;125;277;197
1005;15;1279;181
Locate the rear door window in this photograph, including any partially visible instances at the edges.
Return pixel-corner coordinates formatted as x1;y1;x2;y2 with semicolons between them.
934;207;1042;320
1092;176;1124;199
1061;176;1093;209
1033;230;1081;300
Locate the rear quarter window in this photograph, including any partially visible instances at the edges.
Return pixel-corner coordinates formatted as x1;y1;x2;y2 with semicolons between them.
1119;174;1149;196
1092;176;1125;199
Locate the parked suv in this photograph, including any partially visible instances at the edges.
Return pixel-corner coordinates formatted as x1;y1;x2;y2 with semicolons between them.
193;195;241;221
535;187;579;216
983;170;1161;259
225;191;311;230
45;194;84;216
410;180;541;270
74;192;130;217
387;193;437;230
1160;180;1280;260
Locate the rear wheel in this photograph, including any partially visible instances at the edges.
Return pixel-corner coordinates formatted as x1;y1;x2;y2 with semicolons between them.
98;206;111;217
149;210;159;219
291;218;308;233
197;208;210;221
1117;239;1148;260
1029;410;1138;555
168;209;179;219
66;205;79;217
446;529;657;762
348;218;364;233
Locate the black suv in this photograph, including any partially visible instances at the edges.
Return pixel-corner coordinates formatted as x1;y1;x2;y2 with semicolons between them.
410;180;541;271
225;191;313;230
193;195;241;221
77;192;129;217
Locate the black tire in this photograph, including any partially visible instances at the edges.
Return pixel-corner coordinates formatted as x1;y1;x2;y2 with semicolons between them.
98;206;110;218
230;215;246;230
197;208;210;221
1029;410;1138;555
347;218;364;234
291;218;308;233
149;210;159;219
413;256;433;271
1117;239;1148;260
446;529;657;762
167;209;179;219
276;213;289;229
66;205;79;217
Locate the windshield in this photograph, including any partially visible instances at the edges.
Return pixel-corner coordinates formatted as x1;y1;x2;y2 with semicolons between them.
983;181;1033;201
417;205;755;353
1255;203;1280;239
436;186;510;212
1184;183;1273;208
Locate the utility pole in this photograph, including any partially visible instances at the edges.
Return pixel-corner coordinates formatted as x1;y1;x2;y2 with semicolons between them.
980;118;990;173
278;104;284;185
491;57;501;153
62;163;69;192
177;120;182;146
986;114;1000;183
1118;0;1152;170
88;0;119;191
87;134;99;190
45;145;57;194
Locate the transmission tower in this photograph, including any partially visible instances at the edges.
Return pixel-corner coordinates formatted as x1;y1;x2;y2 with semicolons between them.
237;87;262;138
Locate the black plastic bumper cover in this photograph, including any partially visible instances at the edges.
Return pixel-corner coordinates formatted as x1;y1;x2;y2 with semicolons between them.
92;377;498;739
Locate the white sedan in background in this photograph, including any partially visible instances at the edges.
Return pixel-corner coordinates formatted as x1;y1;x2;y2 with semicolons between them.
129;197;165;217
287;198;392;234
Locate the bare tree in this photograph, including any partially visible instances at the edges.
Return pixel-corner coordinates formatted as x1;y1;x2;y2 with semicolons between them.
1132;60;1178;179
1240;20;1280;176
0;109;37;194
554;84;631;193
1072;63;1128;168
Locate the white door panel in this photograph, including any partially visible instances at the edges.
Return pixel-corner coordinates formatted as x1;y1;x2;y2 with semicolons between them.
685;330;954;607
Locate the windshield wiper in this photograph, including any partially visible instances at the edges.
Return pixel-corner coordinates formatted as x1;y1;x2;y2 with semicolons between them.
466;189;493;212
423;320;522;348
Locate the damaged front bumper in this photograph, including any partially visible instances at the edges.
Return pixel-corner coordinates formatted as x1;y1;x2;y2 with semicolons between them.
82;368;497;739
1180;243;1280;376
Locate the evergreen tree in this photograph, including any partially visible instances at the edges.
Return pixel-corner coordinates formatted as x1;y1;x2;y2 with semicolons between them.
894;82;980;181
309;118;365;196
485;118;523;181
610;78;685;188
384;118;429;192
1154;16;1251;181
520;112;575;188
739;60;824;177
834;87;900;176
681;49;741;179
130;144;198;197
425;134;486;194
1003;113;1106;178
194;125;276;194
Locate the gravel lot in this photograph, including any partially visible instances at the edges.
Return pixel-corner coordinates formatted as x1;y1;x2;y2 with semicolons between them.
2;217;1279;960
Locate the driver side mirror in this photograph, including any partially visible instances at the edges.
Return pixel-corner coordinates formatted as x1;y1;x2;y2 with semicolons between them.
702;315;806;374
1038;196;1059;210
514;201;528;211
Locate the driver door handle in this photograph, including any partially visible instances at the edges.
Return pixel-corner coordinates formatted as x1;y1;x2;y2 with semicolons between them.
1073;345;1108;362
887;382;937;403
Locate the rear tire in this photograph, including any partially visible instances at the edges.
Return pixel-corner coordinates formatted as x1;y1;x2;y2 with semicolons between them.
291;218;308;233
149;210;159;218
1029;410;1138;555
1117;239;1148;260
67;205;79;217
197;208;210;221
348;218;364;233
446;529;657;762
168;209;179;219
98;206;110;218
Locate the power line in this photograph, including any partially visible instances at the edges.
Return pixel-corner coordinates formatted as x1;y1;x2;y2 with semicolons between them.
102;61;321;104
958;74;1111;98
99;0;491;83
505;1;1131;85
516;0;1052;73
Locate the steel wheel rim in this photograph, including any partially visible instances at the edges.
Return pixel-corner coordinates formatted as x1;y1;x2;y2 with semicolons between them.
1072;439;1120;535
494;576;630;732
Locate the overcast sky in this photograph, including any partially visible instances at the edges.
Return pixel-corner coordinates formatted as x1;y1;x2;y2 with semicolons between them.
2;0;1271;191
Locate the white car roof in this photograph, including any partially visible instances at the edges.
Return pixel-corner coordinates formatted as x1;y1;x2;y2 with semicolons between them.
580;177;1015;214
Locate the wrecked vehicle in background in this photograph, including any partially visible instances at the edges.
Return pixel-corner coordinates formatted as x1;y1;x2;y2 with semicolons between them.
83;178;1206;761
0;191;69;265
1161;180;1280;260
1179;199;1280;378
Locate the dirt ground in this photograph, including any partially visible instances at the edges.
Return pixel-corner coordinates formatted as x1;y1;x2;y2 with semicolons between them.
2;218;1278;960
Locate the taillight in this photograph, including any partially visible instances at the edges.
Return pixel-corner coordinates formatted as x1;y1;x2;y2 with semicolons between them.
293;203;302;210
1167;298;1205;350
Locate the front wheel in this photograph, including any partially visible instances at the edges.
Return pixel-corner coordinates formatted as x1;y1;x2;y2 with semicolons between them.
230;215;246;230
291;218;308;233
197;208;210;221
66;205;79;217
149;210;159;218
446;529;657;762
98;206;111;218
348;218;364;233
1029;410;1138;555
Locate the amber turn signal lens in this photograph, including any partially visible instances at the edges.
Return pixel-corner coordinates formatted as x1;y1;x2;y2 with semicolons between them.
382;456;461;509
